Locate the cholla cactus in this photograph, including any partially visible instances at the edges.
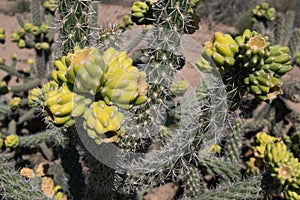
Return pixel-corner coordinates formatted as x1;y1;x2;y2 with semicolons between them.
201;29;293;107
247;132;300;199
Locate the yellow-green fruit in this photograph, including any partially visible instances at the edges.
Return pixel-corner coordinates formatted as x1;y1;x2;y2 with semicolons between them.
264;141;291;165
252;132;278;158
246;157;261;175
203;32;238;70
52;56;70;85
4;134;19;148
17;39;26;49
10;33;20;42
131;1;151;25
0;28;4;34
30;25;40;35
101;48;148;110
83;101;125;144
66;47;108;95
10;97;21;110
40;22;49;34
28;88;43;106
17;28;25;38
284;189;300;200
46;85;90;127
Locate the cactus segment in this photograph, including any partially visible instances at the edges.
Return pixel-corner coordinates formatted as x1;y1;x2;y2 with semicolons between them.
83;101;125;144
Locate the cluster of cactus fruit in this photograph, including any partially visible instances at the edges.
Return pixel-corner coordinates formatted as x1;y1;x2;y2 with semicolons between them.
251;2;276;23
42;47;148;144
247;132;300;200
201;29;292;105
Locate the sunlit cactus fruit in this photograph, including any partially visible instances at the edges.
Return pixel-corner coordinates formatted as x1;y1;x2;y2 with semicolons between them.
45;85;91;127
4;134;19;148
83;101;125;144
252;2;276;23
284;189;300;200
235;30;270;69
40;22;49;34
101;48;148;110
203;32;239;70
131;1;152;25
43;0;58;12
264;141;291;165
262;44;293;76
244;69;283;102
24;23;34;32
52;56;70;85
252;131;278;158
17;39;26;49
9;97;21;110
10;33;20;43
66;47;108;95
246;157;261;175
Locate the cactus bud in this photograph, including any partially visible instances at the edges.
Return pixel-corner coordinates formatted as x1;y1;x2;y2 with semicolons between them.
4;134;19;148
10;32;20;42
10;97;21;110
17;39;26;49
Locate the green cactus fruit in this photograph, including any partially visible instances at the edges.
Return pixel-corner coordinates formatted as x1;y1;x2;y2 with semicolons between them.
66;47;108;95
30;25;40;35
252;2;276;23
10;33;20;42
263;44;293;76
245;70;283;102
43;0;58;12
252;132;278;158
82;101;125;144
52;56;70;85
272;157;299;186
24;23;34;32
284;189;300;200
4;134;19;148
17;39;26;49
246;157;262;175
46;85;91;127
203;32;238;70
40;22;49;34
9;97;21;110
236;30;270;69
264;141;291;165
131;1;152;25
101;48;148;110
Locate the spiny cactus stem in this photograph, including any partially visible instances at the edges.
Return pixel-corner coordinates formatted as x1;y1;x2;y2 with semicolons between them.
0;64;25;78
10;79;41;93
0;105;11;116
19;130;54;147
18;108;36;125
